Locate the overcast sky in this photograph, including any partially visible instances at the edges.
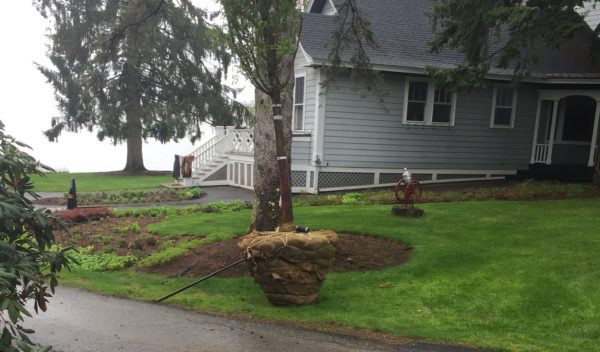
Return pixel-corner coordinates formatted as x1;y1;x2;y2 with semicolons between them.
0;0;253;173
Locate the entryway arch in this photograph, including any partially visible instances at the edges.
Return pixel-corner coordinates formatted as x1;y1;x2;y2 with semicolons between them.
531;91;600;167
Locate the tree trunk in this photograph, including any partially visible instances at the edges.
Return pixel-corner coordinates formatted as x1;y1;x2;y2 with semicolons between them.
124;133;146;174
251;88;293;231
122;61;147;174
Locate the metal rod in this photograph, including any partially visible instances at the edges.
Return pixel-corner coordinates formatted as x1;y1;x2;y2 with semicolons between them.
156;259;245;302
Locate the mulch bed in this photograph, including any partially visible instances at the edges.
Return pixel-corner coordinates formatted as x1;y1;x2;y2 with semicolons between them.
144;234;412;278
54;216;170;257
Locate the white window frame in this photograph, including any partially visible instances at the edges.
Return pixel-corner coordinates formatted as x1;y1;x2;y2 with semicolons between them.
292;72;307;132
490;85;518;129
402;78;457;126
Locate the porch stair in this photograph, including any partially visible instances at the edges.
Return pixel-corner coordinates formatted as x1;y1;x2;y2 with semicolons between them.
178;126;255;188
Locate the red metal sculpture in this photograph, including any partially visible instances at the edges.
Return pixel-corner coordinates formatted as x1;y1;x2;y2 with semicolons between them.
394;168;422;208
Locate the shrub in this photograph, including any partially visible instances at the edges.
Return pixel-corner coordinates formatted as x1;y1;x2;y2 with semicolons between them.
341;192;364;204
70;248;137;271
0;123;72;350
55;207;114;223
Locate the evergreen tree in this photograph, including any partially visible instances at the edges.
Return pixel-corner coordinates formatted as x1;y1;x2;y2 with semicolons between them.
430;0;600;186
35;0;244;173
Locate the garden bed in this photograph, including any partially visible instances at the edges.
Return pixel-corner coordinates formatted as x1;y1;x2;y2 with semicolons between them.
55;213;412;276
54;215;174;258
143;234;412;278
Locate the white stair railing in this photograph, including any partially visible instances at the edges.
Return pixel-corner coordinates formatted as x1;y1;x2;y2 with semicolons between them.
190;134;228;170
188;126;254;174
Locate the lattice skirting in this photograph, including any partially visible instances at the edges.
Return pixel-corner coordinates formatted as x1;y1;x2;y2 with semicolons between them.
204;166;228;181
200;156;515;194
287;167;516;193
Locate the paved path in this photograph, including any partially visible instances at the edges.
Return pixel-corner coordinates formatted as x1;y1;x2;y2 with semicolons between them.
25;287;493;352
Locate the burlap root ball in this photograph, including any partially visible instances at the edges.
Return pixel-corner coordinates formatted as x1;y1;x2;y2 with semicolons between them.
238;230;339;306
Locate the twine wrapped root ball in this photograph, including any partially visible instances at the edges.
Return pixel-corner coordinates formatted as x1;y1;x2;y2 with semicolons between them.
238;230;339;306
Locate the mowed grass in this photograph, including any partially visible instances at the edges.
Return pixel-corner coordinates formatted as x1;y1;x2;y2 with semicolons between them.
31;172;173;192
148;211;253;237
60;199;600;351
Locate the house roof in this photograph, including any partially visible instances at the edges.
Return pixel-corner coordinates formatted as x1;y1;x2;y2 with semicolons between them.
300;0;600;79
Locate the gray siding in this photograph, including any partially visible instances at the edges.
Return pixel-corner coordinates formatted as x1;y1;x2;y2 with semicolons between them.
321;73;538;170
292;139;312;165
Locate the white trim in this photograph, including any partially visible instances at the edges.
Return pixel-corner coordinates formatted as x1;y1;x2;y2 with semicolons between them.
589;101;600;166
547;99;560;164
297;43;314;67
306;58;600;85
305;0;315;12
530;100;542;164
553;140;592;146
315;166;516;175
311;68;325;166
292;136;311;142
539;89;600;101
490;85;518;129
321;0;338;15
292;72;307;132
305;0;338;15
402;78;456;126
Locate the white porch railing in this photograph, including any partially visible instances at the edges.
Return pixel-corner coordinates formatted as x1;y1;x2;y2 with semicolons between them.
229;128;254;153
533;143;549;163
190;127;254;170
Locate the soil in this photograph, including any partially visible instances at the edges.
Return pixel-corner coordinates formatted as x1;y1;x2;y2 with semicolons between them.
144;234;412;278
56;214;412;276
54;216;176;257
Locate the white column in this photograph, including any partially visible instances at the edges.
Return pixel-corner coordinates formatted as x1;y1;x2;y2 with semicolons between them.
546;100;559;165
530;100;542;164
588;101;600;167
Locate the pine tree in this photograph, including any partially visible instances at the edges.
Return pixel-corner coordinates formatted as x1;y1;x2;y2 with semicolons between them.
35;0;244;173
430;0;600;186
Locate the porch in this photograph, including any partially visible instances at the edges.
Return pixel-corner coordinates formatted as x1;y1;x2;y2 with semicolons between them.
530;90;600;168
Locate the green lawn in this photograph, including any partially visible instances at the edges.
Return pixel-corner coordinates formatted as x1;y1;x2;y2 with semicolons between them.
31;172;173;192
60;199;600;351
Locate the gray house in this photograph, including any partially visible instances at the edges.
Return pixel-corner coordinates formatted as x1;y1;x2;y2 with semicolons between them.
188;0;600;193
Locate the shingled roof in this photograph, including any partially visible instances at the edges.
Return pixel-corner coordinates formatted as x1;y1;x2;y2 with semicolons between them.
300;0;600;79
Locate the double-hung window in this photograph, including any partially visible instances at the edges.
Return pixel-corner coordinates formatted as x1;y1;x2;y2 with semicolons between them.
403;80;456;126
490;86;517;128
293;74;305;131
406;81;428;122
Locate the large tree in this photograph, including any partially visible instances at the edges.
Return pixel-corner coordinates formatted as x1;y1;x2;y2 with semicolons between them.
36;0;242;173
219;0;378;231
220;0;301;231
429;0;600;185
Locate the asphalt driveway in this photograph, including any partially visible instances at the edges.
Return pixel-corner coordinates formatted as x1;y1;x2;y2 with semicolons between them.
25;287;495;352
